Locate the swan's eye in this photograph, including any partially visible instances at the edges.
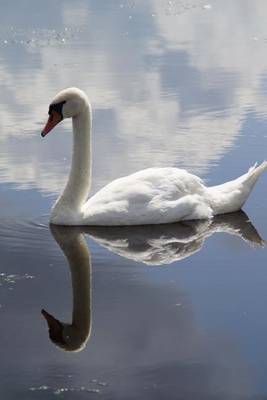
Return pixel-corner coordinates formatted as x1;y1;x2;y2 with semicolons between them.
48;100;66;118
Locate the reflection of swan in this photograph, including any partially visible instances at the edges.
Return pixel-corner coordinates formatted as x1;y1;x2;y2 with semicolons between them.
42;225;91;352
41;87;267;226
41;211;264;351
85;211;265;265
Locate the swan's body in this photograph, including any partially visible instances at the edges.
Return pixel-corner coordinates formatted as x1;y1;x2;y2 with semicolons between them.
41;88;267;226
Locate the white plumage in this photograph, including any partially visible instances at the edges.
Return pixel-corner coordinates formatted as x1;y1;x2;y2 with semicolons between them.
83;167;211;225
41;88;267;226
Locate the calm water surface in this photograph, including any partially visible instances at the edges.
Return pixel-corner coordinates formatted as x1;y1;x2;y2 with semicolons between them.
1;1;267;399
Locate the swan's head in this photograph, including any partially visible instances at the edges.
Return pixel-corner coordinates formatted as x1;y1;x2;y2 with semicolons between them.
41;87;89;137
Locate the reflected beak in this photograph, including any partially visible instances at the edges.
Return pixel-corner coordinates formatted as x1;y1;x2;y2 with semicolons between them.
41;308;62;330
41;111;62;137
41;308;65;344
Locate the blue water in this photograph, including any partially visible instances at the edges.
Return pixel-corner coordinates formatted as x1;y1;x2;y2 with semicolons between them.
0;1;267;398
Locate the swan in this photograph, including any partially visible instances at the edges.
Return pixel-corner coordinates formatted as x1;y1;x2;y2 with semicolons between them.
42;225;92;352
41;87;267;226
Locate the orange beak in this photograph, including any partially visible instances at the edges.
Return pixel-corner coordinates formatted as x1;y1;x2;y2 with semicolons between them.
41;110;62;137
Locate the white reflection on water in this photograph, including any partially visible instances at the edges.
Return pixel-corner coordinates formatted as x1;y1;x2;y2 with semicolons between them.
0;0;267;196
86;211;265;265
35;213;262;397
38;211;263;353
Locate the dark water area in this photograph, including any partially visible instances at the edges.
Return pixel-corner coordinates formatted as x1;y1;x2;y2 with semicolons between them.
1;1;267;398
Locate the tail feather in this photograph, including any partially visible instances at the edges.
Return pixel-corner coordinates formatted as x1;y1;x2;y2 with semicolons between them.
208;161;267;215
247;160;267;182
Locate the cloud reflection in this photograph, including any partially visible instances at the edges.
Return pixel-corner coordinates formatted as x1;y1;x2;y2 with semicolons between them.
0;0;266;196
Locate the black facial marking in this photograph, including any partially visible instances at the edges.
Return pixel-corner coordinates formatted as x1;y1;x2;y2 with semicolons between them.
48;100;66;118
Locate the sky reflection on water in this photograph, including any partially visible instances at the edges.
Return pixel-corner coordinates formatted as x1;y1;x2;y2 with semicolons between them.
0;213;264;399
0;1;267;399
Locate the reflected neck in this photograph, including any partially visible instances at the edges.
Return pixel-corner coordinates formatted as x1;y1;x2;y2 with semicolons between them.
57;105;92;210
51;227;92;351
68;234;91;332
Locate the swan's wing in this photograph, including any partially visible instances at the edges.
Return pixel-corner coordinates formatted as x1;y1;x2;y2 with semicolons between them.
82;168;212;225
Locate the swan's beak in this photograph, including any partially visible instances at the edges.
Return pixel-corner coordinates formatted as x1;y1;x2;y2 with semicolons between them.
41;111;62;137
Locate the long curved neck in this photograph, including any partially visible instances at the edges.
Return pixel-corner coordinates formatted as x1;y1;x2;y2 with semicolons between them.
58;105;92;210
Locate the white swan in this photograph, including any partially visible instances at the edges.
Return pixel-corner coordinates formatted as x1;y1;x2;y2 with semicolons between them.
41;87;267;226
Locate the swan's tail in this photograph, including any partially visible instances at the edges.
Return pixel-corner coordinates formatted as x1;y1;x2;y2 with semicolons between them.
207;161;267;215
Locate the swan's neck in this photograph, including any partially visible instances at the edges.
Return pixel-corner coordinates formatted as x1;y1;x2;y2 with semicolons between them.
56;105;92;211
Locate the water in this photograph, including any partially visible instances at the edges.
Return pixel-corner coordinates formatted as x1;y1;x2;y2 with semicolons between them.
0;0;267;398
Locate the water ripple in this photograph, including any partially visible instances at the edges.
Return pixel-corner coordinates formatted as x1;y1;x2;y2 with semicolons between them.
0;215;50;255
